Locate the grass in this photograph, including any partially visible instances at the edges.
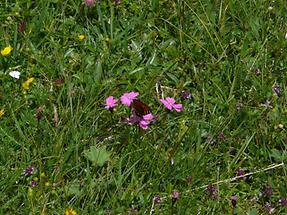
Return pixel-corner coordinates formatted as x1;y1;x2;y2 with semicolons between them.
0;0;287;214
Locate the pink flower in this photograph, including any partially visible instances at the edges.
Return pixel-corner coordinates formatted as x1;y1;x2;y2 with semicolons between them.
139;113;154;129
172;191;180;202
105;96;118;110
160;97;182;112
84;0;95;7
143;113;154;121
139;120;149;129
125;112;154;129
120;92;139;106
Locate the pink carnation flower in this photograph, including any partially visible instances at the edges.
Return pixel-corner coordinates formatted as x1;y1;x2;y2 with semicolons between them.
139;113;154;129
104;96;118;110
126;112;154;130
120;92;139;106
160;97;182;112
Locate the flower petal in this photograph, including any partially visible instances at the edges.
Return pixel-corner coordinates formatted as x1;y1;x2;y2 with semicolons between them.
143;113;154;121
121;95;132;106
105;96;117;109
139;120;149;129
128;91;139;99
173;103;183;112
160;98;173;110
120;92;139;106
165;97;176;105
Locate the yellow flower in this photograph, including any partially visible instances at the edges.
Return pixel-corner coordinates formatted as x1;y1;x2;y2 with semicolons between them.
65;208;77;215
0;109;4;118
78;34;85;41
22;77;35;90
1;45;13;56
45;182;50;187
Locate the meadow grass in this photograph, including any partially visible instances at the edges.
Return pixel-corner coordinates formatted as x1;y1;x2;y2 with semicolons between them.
1;0;287;214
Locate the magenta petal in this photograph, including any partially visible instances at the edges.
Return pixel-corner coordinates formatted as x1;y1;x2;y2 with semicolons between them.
120;92;139;106
107;96;118;104
139;120;149;129
106;96;113;102
120;95;131;106
143;113;154;121
128;91;139;99
105;96;118;109
173;103;183;112
160;98;173;110
165;97;176;105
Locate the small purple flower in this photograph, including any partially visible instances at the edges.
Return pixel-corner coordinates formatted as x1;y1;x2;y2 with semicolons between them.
104;96;118;110
263;203;275;214
272;84;281;96
30;180;38;188
219;132;225;140
172;191;180;203
120;92;139;106
230;195;238;208
84;0;95;7
160;97;183;112
261;185;273;198
181;90;192;100
23;166;36;175
236;167;252;183
279;198;287;206
153;195;161;204
236;168;245;176
206;183;218;199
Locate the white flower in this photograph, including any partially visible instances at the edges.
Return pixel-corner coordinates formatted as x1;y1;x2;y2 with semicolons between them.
285;33;287;40
9;71;20;79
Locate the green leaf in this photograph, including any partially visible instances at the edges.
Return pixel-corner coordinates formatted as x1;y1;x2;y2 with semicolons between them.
95;61;103;85
166;72;179;84
85;146;111;167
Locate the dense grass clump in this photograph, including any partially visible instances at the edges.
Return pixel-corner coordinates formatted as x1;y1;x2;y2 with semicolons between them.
1;0;287;214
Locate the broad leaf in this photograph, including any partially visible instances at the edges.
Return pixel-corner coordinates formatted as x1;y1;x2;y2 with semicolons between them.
85;146;111;167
